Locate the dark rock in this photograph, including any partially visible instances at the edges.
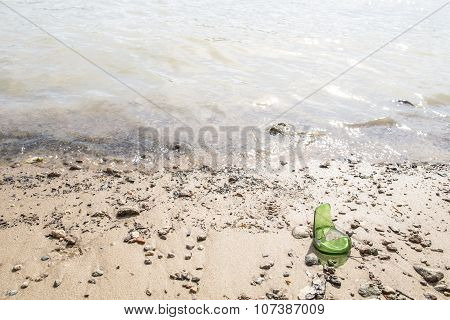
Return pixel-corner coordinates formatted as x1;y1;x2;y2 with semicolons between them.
413;265;444;283
116;207;140;218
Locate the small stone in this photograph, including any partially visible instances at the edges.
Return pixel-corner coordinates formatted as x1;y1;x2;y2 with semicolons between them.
92;269;104;277
51;229;66;239
434;282;450;294
20;281;29;289
305;253;319;266
104;167;121;177
69;164;82;171
130;231;140;238
186;243;195;250
350;221;360;230
47;172;61;178
424;293;437;300
12;264;22;272
5;289;17;296
197;245;204;251
145;289;152;296
386;244;398;252
53;280;62;288
65;235;77;245
292;226;309;239
413;265;444;283
319;161;330;169
359;246;378;256
409;234;422;244
88;279;96;284
185;252;192;260
260;261;274;270
252;277;265;285
41;255;50;261
144;243;155;252
421;239;432;248
197;233;207;242
167;252;175;258
116;207;140;218
358;282;381;298
144;259;152;265
283;272;290;277
26;156;44;164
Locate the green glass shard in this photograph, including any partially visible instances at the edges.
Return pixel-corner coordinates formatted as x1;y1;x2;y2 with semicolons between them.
313;203;351;254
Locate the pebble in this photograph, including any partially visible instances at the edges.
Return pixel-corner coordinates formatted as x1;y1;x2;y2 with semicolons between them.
5;289;17;296
434;282;450;294
144;259;152;265
130;231;140;239
358;282;381;297
292;226;309;239
167;252;175;258
116;207;140;218
144;244;155;252
92;269;104;277
53;280;62;288
69;164;82;171
145;289;152;296
41;255;50;261
185;252;192;260
260;261;274;270
424;293;437;300
197;233;207;242
413;265;444;283
359;246;378;256
26;156;43;164
197;245;204;251
186;243;195;250
305;253;319;266
20;281;29;289
51;229;66;239
12;264;22;272
386;244;398;252
65;235;77;245
47;172;61;178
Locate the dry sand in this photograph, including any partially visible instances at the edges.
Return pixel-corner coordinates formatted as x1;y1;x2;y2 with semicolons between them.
0;155;449;300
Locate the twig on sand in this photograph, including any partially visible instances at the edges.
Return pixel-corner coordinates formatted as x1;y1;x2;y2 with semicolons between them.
396;289;414;300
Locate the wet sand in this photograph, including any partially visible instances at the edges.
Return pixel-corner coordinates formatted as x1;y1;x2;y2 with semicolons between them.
0;156;449;300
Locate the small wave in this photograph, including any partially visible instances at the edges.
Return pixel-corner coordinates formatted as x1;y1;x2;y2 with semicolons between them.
344;117;397;128
423;93;450;107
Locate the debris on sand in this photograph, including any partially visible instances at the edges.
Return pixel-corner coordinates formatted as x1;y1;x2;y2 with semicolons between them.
298;274;326;300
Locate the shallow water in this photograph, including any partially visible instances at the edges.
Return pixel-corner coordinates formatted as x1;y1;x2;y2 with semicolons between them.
0;0;449;162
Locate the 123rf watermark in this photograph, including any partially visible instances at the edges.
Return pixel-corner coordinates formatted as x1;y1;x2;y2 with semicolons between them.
136;124;311;171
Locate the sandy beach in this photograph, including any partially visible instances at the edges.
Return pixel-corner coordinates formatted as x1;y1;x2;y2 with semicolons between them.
0;155;448;300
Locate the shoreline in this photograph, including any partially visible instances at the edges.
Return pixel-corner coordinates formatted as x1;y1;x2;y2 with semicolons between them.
0;156;449;300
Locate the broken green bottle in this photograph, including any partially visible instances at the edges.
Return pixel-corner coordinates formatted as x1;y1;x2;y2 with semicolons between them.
313;203;351;255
